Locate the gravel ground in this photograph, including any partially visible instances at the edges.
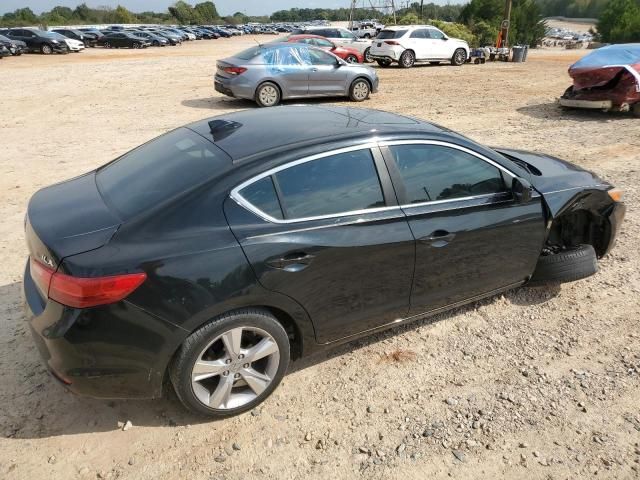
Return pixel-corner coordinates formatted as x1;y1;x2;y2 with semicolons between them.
0;37;638;480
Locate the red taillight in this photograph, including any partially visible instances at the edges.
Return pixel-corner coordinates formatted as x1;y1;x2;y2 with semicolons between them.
30;257;54;299
29;257;146;308
223;66;247;75
384;40;400;45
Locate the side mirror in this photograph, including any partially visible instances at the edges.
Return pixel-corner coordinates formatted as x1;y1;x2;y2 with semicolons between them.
442;36;449;41
512;177;533;203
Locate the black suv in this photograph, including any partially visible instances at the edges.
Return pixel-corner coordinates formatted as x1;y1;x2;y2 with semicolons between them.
0;28;68;54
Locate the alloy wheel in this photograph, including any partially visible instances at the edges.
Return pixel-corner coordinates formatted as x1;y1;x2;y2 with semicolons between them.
346;54;358;63
364;47;372;63
258;85;279;107
352;80;369;101
190;326;280;410
454;49;466;66
41;44;52;55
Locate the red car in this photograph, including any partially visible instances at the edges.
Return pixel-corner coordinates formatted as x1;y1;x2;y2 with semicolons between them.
286;34;364;63
560;44;640;117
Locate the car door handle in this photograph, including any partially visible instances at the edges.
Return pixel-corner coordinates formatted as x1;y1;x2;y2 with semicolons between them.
419;230;456;246
311;67;318;72
267;253;315;271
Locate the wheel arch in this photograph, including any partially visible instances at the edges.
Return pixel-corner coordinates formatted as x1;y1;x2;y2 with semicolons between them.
254;79;284;101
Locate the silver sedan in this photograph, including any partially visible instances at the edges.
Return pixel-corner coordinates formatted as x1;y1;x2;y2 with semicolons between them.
214;43;379;107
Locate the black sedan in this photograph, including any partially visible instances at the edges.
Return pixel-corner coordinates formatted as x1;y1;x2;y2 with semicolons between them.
126;30;168;47
101;32;151;49
23;106;625;417
0;34;27;55
0;28;68;54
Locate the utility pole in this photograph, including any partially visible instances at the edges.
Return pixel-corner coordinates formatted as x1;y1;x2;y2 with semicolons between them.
499;0;512;48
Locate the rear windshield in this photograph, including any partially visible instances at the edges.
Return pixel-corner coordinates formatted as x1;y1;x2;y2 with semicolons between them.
96;128;229;220
377;29;407;39
235;45;262;60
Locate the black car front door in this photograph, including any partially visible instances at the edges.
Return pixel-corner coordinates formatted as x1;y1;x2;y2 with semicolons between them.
381;141;546;316
224;145;416;344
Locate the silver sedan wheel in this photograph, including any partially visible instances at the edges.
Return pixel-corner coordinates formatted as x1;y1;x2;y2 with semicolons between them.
352;80;369;101
191;326;280;410
258;85;279;107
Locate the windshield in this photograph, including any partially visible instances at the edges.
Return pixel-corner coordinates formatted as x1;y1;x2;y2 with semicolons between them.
96;128;230;220
377;29;407;39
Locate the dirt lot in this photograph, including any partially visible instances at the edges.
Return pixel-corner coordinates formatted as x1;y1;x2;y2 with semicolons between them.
0;37;639;480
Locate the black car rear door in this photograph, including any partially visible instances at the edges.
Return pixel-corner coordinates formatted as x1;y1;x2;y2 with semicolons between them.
224;145;415;344
380;141;546;316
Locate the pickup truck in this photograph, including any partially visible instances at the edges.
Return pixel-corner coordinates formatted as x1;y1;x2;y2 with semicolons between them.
350;25;377;39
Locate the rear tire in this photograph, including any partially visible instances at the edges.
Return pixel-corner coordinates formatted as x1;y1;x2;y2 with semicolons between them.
528;244;598;286
452;48;467;66
364;47;372;63
345;54;359;64
170;309;290;417
349;78;370;102
399;50;415;68
255;81;281;107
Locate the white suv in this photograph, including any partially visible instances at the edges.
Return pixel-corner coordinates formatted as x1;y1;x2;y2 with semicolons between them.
369;25;469;68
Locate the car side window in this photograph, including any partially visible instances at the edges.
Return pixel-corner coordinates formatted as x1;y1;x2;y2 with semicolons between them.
308;48;337;65
339;29;356;39
264;46;308;65
240;177;284;220
429;29;445;40
315;38;334;48
275;149;385;219
239;149;385;221
410;29;427;39
388;144;507;204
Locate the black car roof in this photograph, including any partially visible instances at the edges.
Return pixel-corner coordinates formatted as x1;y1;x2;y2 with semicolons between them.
187;106;444;161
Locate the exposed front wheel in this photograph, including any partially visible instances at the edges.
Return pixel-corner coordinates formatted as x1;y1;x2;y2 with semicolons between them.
41;44;53;55
255;82;281;107
399;50;415;68
349;78;370;102
528;244;598;286
452;48;467;66
170;309;290;417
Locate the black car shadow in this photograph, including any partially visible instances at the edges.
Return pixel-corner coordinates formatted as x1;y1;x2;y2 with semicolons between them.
0;280;559;439
517;102;634;122
181;95;362;112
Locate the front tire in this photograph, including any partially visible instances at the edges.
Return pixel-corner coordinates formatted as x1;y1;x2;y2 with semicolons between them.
528;244;598;286
132;42;140;49
170;309;290;417
452;48;467;66
345;54;359;64
632;103;640;118
255;81;281;107
364;47;372;63
41;44;53;55
349;78;370;102
399;50;415;68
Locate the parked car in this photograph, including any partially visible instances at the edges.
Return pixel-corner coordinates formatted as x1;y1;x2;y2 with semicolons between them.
369;25;470;68
126;30;168;47
0;34;27;55
147;29;182;45
78;27;105;44
559;44;640;117
51;28;95;47
351;24;377;39
0;28;68;54
215;43;378;107
101;32;151;49
51;32;85;53
23;105;625;417
294;26;373;62
162;28;189;41
286;34;364;63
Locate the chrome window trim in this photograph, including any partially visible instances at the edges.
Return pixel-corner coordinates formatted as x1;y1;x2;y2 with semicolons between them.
230;140;519;224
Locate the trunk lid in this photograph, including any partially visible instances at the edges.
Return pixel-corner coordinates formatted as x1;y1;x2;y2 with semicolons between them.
26;172;120;268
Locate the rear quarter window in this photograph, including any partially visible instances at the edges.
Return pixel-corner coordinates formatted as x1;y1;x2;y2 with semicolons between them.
96;128;230;220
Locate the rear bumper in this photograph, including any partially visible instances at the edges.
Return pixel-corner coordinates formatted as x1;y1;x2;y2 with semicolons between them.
23;259;188;399
214;74;255;100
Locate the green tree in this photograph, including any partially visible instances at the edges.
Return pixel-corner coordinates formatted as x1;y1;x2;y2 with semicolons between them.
169;1;196;24
430;19;476;45
398;12;420;24
113;5;136;23
194;2;219;23
598;0;640;42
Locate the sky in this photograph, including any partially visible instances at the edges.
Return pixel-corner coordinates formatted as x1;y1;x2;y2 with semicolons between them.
1;0;456;17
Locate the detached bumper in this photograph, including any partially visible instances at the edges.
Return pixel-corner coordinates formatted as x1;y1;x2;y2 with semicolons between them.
559;97;613;110
23;260;187;399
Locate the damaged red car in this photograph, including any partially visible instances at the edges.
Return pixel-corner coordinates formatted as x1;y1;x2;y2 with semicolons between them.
560;44;640;117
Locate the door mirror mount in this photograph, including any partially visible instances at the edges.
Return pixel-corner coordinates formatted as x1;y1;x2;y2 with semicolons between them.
512;177;533;204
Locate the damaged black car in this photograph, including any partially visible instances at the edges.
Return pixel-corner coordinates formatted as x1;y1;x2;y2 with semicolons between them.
23;106;625;417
